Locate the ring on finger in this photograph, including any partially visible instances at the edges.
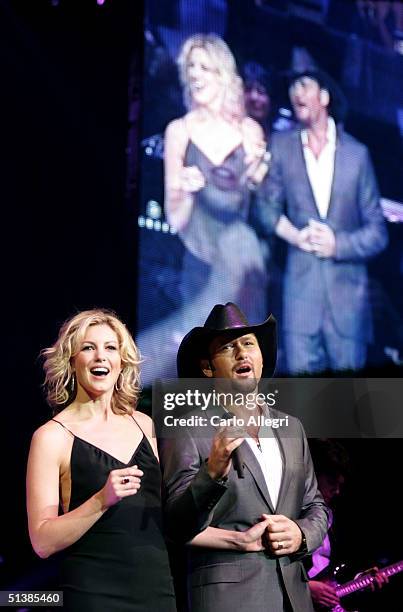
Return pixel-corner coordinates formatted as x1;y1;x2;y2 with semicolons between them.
277;541;284;551
121;477;130;485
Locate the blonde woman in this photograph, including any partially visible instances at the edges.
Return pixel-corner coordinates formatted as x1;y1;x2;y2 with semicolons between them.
26;309;176;612
164;33;270;323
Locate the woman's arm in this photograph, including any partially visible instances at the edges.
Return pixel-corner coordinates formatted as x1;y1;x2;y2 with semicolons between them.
164;117;204;231
276;215;313;252
189;519;270;551
26;423;142;559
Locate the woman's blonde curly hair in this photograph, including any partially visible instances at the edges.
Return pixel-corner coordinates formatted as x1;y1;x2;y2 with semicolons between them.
177;33;245;122
41;309;142;415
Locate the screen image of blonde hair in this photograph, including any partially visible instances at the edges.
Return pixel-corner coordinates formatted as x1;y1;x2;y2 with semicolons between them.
177;33;245;122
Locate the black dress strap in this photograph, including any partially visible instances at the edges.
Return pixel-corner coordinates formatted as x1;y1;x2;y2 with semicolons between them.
130;414;147;437
130;414;158;463
51;418;75;438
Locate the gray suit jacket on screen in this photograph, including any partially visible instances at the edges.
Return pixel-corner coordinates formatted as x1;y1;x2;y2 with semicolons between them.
160;407;328;612
254;127;388;341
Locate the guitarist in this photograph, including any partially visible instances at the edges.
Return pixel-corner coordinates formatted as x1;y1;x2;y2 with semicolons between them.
307;439;387;610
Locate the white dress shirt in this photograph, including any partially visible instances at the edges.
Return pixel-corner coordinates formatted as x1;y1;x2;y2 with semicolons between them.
245;408;283;510
301;117;337;219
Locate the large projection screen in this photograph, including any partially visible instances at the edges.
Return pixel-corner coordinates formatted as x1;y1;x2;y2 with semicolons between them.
135;0;403;385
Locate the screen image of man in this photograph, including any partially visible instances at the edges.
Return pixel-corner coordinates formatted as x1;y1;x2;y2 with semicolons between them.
256;69;388;374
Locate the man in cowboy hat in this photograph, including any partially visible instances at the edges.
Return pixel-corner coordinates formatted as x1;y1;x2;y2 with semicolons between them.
160;302;328;612
255;68;388;374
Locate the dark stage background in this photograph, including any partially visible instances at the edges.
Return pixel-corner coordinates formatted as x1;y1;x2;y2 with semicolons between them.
1;1;402;609
1;0;143;592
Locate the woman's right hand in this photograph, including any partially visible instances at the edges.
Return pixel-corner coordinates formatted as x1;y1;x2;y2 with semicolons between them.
180;165;205;193
100;466;143;508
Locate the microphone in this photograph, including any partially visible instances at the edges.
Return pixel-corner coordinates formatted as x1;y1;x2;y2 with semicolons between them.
221;412;245;479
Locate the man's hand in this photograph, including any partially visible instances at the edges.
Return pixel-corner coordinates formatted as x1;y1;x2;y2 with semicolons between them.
296;226;314;252
355;566;389;591
236;517;272;552
207;425;244;481
261;513;303;555
309;580;340;607
308;220;336;258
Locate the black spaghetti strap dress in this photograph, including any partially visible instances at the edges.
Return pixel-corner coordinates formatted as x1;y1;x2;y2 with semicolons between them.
52;418;176;612
178;139;268;324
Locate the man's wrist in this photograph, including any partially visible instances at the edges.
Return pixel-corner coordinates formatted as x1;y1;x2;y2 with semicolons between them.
206;460;229;485
297;529;307;553
212;474;228;486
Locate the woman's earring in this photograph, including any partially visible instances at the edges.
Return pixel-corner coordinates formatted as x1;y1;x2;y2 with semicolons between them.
69;372;76;395
115;372;123;391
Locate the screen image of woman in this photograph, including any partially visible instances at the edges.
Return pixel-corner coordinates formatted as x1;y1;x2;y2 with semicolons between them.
165;33;270;317
26;309;176;611
138;34;271;383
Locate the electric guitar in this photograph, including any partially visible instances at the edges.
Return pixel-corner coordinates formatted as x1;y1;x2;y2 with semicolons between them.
314;559;403;611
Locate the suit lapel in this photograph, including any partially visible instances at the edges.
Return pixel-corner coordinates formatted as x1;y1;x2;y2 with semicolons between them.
241;441;275;513
204;405;278;512
274;430;293;512
326;128;344;222
294;131;320;217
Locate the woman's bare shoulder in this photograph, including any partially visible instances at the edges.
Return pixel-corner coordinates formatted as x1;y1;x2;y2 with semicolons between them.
133;410;159;458
30;417;72;459
164;116;190;156
241;116;265;139
165;115;187;137
132;410;155;437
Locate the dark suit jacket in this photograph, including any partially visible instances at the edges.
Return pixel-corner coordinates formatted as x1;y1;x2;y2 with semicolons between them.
160;407;328;611
255;127;388;341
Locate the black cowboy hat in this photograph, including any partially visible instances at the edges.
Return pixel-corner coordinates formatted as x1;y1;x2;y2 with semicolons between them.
287;68;348;123
177;302;277;379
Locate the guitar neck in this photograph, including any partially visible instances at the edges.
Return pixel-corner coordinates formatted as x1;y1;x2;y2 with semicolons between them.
336;560;403;598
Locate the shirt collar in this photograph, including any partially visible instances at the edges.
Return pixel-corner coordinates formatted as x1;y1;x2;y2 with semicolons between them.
301;117;336;147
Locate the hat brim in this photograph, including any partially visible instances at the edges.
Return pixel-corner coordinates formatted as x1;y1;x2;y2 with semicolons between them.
177;314;277;379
